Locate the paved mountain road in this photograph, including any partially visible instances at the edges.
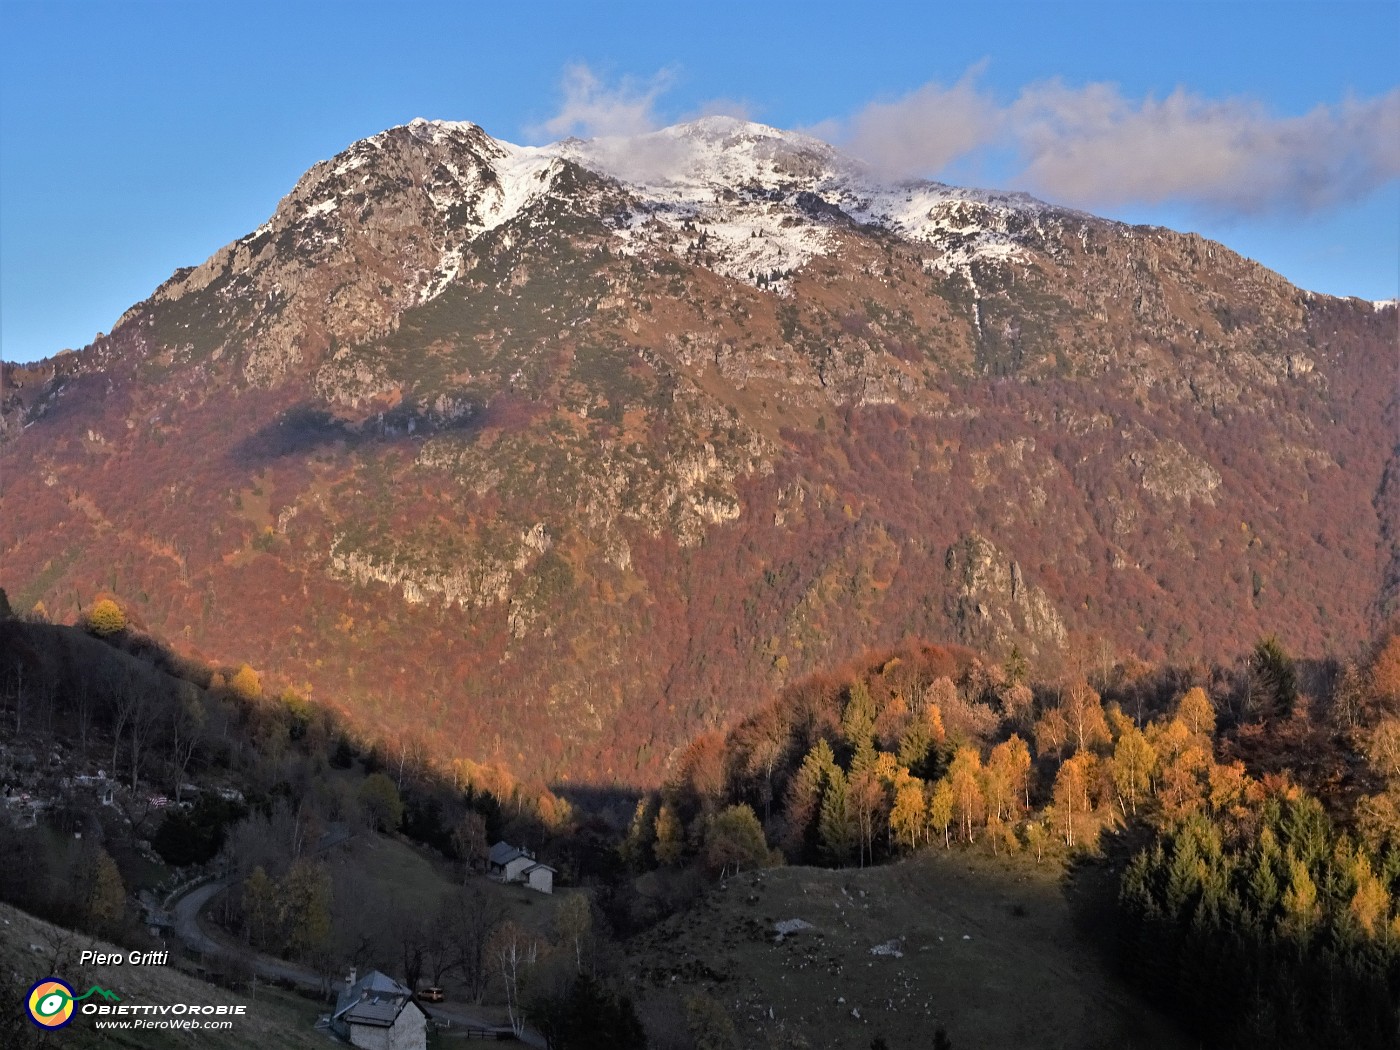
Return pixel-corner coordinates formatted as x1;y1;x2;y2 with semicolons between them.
166;855;541;1045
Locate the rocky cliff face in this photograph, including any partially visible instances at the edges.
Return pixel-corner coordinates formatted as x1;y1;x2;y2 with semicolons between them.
946;533;1067;657
2;117;1395;783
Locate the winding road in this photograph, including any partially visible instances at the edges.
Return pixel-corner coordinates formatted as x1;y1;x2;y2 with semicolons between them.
167;859;543;1045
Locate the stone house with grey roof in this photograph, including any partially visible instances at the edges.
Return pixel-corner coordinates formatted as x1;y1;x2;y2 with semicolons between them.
329;969;426;1050
488;841;555;894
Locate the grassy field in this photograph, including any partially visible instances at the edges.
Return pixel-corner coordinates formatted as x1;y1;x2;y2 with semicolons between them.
326;831;458;910
317;830;577;1019
325;831;569;936
625;848;1195;1050
1;902;326;1049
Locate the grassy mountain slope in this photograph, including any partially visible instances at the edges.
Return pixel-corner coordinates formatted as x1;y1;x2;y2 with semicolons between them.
1;902;325;1049
626;850;1191;1050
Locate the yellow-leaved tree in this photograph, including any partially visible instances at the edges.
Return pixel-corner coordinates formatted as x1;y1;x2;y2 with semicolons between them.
1367;632;1400;710
228;664;262;702
554;892;592;972
1281;856;1320;937
986;735;1031;819
1176;686;1217;739
890;776;927;851
1364;717;1400;785
926;778;955;847
243;866;278;950
1111;724;1157;817
1063;680;1112;754
1349;852;1391;936
1023;819;1050;862
86;598;126;637
1051;751;1096;846
946;746;986;843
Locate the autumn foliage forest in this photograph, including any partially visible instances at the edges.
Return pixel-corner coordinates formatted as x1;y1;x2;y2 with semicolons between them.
3;578;1400;1045
617;627;1400;1049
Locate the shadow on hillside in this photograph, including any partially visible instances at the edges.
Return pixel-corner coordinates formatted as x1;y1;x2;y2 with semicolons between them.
231;402;485;464
549;782;642;823
1;618;214;695
1062;823;1155;970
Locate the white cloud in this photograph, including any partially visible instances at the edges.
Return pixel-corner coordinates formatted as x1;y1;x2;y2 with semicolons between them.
829;69;1400;215
1010;82;1400;214
531;63;1400;216
533;63;675;140
531;67;764;184
838;63;1001;178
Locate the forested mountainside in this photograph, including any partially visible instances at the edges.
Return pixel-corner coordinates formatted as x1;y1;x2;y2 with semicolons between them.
4;593;1398;1048
2;116;1395;783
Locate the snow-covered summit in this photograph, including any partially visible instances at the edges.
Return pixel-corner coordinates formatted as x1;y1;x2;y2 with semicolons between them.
535;115;1064;288
224;114;1082;315
559;115;849;189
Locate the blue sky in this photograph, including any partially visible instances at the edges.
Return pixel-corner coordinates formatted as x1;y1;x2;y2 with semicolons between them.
1;0;1396;364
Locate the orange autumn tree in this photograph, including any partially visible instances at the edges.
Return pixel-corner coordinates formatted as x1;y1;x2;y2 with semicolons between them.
986;735;1032;819
1051;751;1097;846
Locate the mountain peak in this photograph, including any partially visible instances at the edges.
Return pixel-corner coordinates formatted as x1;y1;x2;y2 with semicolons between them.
3;102;1393;791
669;113;773;136
659;114;832;151
250;112;1072;297
91;110;1087;383
553;115;846;190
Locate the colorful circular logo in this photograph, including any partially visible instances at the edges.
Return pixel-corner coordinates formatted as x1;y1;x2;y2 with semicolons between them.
27;978;76;1029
